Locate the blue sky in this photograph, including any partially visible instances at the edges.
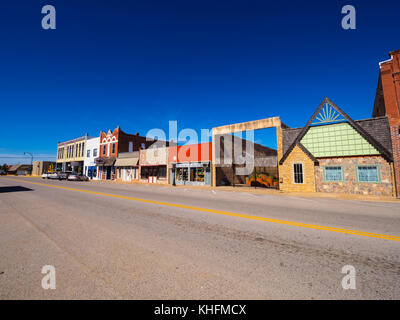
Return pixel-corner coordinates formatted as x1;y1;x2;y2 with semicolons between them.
1;0;399;164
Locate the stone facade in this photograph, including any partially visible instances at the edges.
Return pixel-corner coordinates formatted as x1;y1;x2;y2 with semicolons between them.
315;156;394;196
279;145;316;193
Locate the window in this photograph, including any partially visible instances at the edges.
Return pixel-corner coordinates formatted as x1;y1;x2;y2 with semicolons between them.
112;143;116;154
293;163;303;184
176;167;188;181
158;166;166;178
357;165;379;182
71;146;74;158
87;150;90;158
325;166;343;182
102;145;106;155
81;143;85;156
93;148;98;157
129;141;133;152
141;167;149;179
191;167;205;182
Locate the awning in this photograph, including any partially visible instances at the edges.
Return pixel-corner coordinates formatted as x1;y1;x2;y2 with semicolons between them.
95;157;116;166
114;157;139;167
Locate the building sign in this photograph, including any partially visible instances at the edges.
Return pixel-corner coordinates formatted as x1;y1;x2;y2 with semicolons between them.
95;157;105;165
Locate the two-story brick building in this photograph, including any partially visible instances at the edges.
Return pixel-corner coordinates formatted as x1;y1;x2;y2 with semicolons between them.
372;49;400;197
96;126;154;180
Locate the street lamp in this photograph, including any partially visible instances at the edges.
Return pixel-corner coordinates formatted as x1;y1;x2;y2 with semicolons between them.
24;152;33;176
172;156;177;186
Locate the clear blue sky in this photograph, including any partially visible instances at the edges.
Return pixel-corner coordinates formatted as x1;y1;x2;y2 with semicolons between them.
1;0;399;164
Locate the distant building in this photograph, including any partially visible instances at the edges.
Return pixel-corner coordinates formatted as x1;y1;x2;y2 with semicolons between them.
7;164;32;176
32;161;56;176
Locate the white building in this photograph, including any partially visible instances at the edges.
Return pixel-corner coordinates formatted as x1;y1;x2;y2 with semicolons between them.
83;137;100;179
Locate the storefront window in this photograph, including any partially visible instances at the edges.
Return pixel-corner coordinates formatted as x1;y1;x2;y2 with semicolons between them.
141;167;149;179
191;167;205;182
176;167;188;181
158;166;166;178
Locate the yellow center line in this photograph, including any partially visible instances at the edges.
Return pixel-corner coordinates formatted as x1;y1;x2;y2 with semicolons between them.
4;177;400;242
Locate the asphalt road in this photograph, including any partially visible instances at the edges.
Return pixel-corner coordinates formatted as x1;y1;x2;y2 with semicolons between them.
1;176;399;299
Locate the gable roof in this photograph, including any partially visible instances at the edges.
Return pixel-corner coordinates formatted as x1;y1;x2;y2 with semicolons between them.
279;97;393;165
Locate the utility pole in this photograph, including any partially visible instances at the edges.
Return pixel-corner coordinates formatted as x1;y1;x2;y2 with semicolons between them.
24;152;33;175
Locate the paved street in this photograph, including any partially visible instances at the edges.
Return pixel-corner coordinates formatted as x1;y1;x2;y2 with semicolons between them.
0;176;399;299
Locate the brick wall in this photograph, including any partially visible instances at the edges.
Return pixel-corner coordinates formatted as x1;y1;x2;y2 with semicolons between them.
279;145;316;193
374;49;400;197
389;121;400;196
315;156;394;196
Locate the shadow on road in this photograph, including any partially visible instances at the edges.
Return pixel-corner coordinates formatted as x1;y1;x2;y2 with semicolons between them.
0;186;33;193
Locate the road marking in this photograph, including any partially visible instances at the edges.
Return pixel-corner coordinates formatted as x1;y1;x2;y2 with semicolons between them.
5;177;400;242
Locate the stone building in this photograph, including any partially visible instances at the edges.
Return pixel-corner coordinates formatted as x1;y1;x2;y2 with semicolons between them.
279;97;395;196
372;49;400;197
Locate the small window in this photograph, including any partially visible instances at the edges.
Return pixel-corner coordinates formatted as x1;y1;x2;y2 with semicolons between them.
112;143;116;154
93;148;98;157
325;166;343;182
87;150;90;158
293;163;303;184
357;165;379;182
129;141;133;152
102;145;106;155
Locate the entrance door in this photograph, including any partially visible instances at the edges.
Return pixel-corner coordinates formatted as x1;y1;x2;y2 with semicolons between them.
148;167;158;183
106;167;111;180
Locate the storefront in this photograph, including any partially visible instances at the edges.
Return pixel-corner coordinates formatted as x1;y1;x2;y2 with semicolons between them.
115;151;139;182
95;157;116;180
169;142;212;186
173;162;211;186
140;165;167;183
139;147;169;184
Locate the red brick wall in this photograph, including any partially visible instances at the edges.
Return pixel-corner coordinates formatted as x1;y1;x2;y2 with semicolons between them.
376;50;400;197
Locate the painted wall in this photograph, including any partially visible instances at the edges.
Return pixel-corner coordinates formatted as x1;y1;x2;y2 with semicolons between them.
169;142;212;163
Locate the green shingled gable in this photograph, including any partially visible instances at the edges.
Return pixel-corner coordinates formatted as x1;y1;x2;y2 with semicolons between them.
300;122;380;158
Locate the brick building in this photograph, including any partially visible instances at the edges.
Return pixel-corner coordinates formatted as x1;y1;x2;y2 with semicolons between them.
372;49;400;197
96;126;154;180
279;97;395;196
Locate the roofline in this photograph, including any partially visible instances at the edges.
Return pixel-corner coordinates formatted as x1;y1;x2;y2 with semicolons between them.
279;97;393;165
57;135;92;146
379;58;392;66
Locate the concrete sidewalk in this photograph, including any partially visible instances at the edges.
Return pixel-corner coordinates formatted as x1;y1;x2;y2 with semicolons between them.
76;176;400;203
12;174;400;203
